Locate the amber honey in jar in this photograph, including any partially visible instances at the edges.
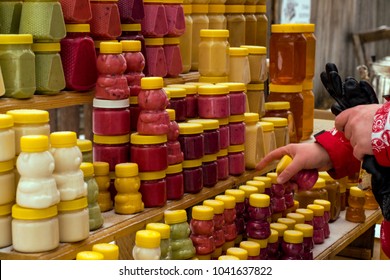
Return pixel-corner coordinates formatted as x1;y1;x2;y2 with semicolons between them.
345;186;366;223
301;79;314;141
318;171;341;222
293;177;328;209
301;23;316;81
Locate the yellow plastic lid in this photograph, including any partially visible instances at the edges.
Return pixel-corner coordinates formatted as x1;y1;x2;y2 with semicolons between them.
188;118;219;130
225;5;245;13
0;34;33;44
182;158;202;168
307;204;324;216
270;222;288;237
313;199;331;211
202;153;217;163
31;42;61;52
225;189;245;203
215;194;236;209
246;83;264;91
186;82;212;88
7;109;49;124
164;37;180;45
229;47;248;56
182;4;192;14
144;37;164;46
94;40;118;49
164;209;187;224
191;4;208;13
264;101;290;110
249;193;270;207
257;121;274;132
239;241;260;256
217;117;229;126
246;180;265;193
240;45;266;55
93;161;109;176
247;237;268;248
0;160;14;173
99;42;122;53
312;177;326;189
92;243;119;260
294;223;313;238
50;131;77;148
165;163;182;174
228;144;245;153
138;170;166;181
244;112;260;124
20;135;49;153
261;117;288;127
129;97;138;106
80;162;94;177
272;23;312;33
217;82;246;92
283;230;303;244
76;251;104;260
12;204;57;220
121;23;141;32
349;186;365;198
238;185;258;198
115;162;138;177
229;114;245;123
295;208;314;221
318;171;334;182
163;0;183;4
253;176;272;188
216;148;228;157
269;83;302;93
93;134;130;144
299;23;316;33
303;79;314;90
135;230;161;248
66;24;90;33
244;5;256;13
226;247;248;260
167;84;197;95
0;114;13;129
203;199;224;214
0;202;13;216
192;205;214;220
77;139;92;152
58;197;88;212
146;223;170;239
266;172;278;184
255;5;266;13
208;4;225;14
286;213;305;224
163;87;186;98
141;77;163;90
268;229;279;243
121;40;141;52
198;76;229;84
276;154;292;175
130;132;167;145
218;255;239;260
178;122;203;134
143;0;164;3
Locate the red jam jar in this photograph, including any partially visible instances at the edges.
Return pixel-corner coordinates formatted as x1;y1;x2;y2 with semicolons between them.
121;40;145;96
92;98;130;135
163;37;183;78
217;82;246;115
118;0;145;23
167;84;198;118
203;199;225;258
217;118;230;150
59;0;92;23
190;205;216;257
281;230;304;260
166;109;184;165
182;158;203;194
294;223;314;260
130;133;168;172
165;163;184;200
225;189;246;241
188;119;220;155
165;87;187;122
163;0;185;36
228;144;245;176
144;38;168;77
216;148;229;181
89;0;122;39
130;96;140;132
267;172;287;214
215;194;237;249
141;0;168;37
228;114;245;145
307;204;325;244
93;134;130;171
139;170;167;207
202;153;218;188
178;122;204;160
60;24;98;91
197;84;230;119
246;193;271;240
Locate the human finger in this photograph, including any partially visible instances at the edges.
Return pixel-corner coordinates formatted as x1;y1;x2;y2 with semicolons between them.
334;109;352;132
255;146;290;171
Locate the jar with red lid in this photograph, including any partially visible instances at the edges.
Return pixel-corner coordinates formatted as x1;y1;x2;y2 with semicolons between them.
246;193;271;240
121;40;145;96
59;0;92;23
228;114;245;145
165;163;183;200
178;122;204;160
163;0;185;36
215;194;237;252
60;24;97;91
144;38;168;77
130;96;140;132
217;82;246;115
89;0;122;39
139;170;166;207
166;109;184;165
307;204;325;244
93;134;130;171
197;84;230;119
228;144;245;176
141;0;168;37
188;119;220;155
190;205;216;259
203;199;225;259
165;87;187;122
294;223;314;260
93;98;130;135
217;118;229;150
225;189;246;243
163;37;183;78
269;24;307;85
267;172;286;214
216;148;229;181
281;230;304;260
182;158;203;194
314;199;330;238
167;84;198;118
130;133;168;172
201;154;218;188
118;0;145;23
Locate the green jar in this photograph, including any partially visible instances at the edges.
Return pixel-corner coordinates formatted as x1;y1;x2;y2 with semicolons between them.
0;1;23;34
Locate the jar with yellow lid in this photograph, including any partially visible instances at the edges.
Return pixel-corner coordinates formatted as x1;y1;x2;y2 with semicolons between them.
165;87;187;121
258;121;276;156
198;29;230;77
261;116;289;148
167;83;198;118
225;189;245;243
228;114;245;145
270;222;288;248
208;4;226;29
346;186;366;223
240;45;267;83
76;250;104;260
139;170;166;207
121;39;145;97
197;84;230;118
228;144;245;176
307;204;325;244
179;4;193;74
240;240;260;260
253;175;271;196
12;204;59;253
267;228;280;259
0;160;16;206
0;34;36;99
247;180;265;193
178;122;204;160
216;148;229;180
203;199;225;258
246;193;271;241
277;217;296;231
117;0;144;23
280;230;303;260
294;223;314;260
144;37;168;77
294;177;328;209
201;153;218;187
89;0;122;39
182;158;203;193
246;83;265;116
0;202;13;248
0;114;15;162
244;112;265;169
77;139;93;162
254;4;268;47
244;5;257;45
190;4;209;71
163;0;185;36
188;118;220;155
238;185;258;220
266;172;287;215
228;47;250;84
218;82;247;115
313;199;330;239
301;79;314;141
163;37;183;78
166;163;184;200
215;194;237;252
225;5;245;47
226;247;248;260
133;229;161;260
92;243;119;260
93;161;112;212
318;171;341;222
286;212;305;224
199;75;229;83
93;134;130;171
146;222;172;260
264;101;296;143
0;1;22;34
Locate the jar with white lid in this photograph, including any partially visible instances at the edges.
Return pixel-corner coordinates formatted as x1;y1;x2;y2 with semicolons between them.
57;196;89;242
133;229;161;260
0;160;16;206
258;121;276;156
225;5;245;47
240;45;267;83
190;4;209;71
180;4;193;74
0;114;15;162
228;47;250;84
6;109;50;156
246;83;265;117
0;202;12;248
12;204;59;253
261;117;289;148
208;4;226;29
244;112;265;169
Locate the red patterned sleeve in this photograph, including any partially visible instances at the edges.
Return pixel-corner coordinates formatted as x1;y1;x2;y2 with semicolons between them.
372;102;390;167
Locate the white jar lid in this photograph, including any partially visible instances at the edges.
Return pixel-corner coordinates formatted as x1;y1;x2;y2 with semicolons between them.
93;98;129;109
